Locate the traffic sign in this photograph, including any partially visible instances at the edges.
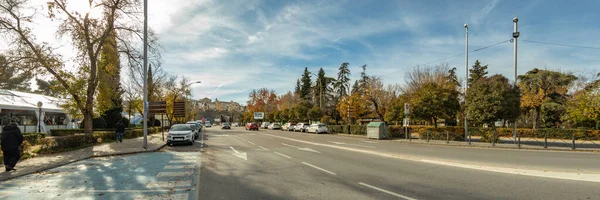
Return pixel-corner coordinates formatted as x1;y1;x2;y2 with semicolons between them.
254;112;264;120
148;101;167;115
404;103;410;116
173;101;186;118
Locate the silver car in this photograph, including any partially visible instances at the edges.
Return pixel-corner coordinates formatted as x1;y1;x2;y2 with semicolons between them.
167;124;195;146
294;123;308;132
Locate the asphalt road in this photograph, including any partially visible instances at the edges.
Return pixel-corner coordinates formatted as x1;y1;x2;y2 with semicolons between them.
1;127;599;199
198;127;600;200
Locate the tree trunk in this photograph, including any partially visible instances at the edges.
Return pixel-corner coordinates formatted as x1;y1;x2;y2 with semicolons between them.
533;106;541;130
433;118;438;128
83;113;93;134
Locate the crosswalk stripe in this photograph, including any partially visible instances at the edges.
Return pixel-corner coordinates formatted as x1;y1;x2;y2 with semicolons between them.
163;165;195;170
156;171;194;177
146;180;193;188
135;193;190;200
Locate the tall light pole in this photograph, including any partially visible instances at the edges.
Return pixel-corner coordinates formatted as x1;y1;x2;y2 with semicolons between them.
142;0;149;149
464;23;470;144
512;17;520;144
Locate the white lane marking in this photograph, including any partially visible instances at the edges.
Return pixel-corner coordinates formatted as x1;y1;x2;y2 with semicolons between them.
248;141;256;145
157;171;194;177
258;146;269;150
135;193;189;200
163;165;195;170
274;152;292;159
146;180;193;188
302;162;336;175
329;141;376;148
212;135;230;137
169;160;196;164
282;143;320;153
263;133;600;183
363;141;378;144
281;143;300;148
346;143;376;149
230;146;248;161
359;182;417;200
420;159;600;183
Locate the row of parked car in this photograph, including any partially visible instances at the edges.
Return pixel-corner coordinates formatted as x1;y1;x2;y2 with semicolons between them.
245;122;329;134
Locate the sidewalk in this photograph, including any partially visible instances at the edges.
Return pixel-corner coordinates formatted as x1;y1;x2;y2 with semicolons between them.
0;133;167;182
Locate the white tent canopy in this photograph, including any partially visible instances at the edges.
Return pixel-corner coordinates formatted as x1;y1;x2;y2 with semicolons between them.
0;89;74;133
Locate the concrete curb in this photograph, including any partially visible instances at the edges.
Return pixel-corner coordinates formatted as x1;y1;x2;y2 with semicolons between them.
0;144;167;182
331;133;600;153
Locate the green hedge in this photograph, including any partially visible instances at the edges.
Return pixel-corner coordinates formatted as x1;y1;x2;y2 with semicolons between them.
50;127;157;137
327;125;367;135
38;135;96;152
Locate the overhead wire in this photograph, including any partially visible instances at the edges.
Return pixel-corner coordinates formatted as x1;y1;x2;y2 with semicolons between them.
521;40;600;50
376;38;512;77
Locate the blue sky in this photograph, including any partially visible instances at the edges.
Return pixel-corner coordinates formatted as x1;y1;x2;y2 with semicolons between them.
149;0;600;104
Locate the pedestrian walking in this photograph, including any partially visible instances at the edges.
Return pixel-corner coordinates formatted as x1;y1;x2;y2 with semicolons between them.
2;120;24;172
115;120;125;143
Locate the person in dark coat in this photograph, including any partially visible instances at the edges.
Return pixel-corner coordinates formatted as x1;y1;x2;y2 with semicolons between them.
115;120;126;143
2;120;24;172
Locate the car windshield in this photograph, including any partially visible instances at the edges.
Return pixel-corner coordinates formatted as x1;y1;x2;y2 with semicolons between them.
170;125;191;131
223;123;230;126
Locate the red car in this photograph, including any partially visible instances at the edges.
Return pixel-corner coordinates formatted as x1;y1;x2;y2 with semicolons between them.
245;123;259;131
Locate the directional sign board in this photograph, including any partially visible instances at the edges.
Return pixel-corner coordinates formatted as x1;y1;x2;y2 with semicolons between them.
173;101;186;118
254;112;264;120
404;103;410;117
148;101;167;115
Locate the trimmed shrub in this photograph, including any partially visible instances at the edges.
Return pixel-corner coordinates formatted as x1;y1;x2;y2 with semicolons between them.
38;135;96;152
23;132;47;145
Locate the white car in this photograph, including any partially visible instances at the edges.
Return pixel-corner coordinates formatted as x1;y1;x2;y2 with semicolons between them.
261;122;270;129
294;123;308;132
205;122;212;128
306;124;328;134
282;123;295;131
167;124;195;145
268;122;282;130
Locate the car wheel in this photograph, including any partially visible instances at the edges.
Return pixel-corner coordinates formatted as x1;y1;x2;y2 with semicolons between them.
167;142;171;146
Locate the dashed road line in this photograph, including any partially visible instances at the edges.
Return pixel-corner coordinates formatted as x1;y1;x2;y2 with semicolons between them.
258;146;269;150
274;152;292;159
363;141;378;144
301;162;336;175
359;182;417;200
281;143;300;148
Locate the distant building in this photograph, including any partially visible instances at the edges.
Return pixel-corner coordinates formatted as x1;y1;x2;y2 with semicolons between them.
196;97;243;112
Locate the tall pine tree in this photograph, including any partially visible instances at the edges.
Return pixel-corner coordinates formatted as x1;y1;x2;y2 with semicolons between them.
294;79;301;95
97;31;123;128
300;67;312;101
468;60;488;87
335;62;351;98
314;68;328;108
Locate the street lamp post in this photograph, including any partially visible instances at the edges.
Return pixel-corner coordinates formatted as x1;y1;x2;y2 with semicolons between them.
512;17;520;146
464;23;470;144
37;101;43;133
143;0;149;149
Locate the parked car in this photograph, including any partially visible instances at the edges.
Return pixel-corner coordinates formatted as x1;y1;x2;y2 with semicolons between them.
245;122;259;131
261;122;270;129
222;122;231;129
294;123;308;132
306;124;328;134
186;121;201;139
287;124;296;131
205;122;212;128
232;123;239;127
282;123;295;131
167;124;195;146
268;122;282;130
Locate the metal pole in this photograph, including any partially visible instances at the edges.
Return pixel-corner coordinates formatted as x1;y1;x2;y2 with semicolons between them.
464;24;469;144
161;114;164;141
142;0;149;149
38;107;41;133
513;17;519;143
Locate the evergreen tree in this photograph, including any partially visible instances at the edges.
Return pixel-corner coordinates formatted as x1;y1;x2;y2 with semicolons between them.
468;60;488;87
300;67;312;101
314;68;327;108
351;80;359;94
294;79;301;95
97;31;123;128
335;62;351;98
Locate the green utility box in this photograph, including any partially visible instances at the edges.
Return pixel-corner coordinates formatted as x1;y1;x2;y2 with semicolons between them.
367;122;388;139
